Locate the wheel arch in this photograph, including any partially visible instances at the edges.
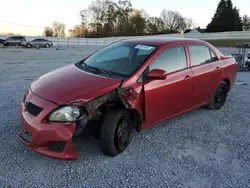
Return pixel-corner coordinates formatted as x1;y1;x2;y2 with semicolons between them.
223;78;230;91
99;100;142;132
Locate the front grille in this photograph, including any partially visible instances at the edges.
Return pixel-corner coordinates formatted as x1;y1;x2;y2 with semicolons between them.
25;102;43;117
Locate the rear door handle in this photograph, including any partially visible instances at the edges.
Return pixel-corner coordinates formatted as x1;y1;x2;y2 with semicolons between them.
184;75;192;81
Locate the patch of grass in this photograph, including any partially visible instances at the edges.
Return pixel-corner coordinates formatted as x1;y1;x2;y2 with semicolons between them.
205;39;250;47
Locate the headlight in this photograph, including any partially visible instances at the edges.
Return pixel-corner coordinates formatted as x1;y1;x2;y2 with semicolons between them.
48;106;81;123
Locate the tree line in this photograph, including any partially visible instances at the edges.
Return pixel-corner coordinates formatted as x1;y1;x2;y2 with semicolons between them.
43;0;250;38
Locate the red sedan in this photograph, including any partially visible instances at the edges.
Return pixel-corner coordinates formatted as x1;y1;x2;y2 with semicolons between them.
19;37;238;160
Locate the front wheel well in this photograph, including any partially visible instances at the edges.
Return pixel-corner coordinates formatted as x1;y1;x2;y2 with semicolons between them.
223;78;230;90
99;100;142;132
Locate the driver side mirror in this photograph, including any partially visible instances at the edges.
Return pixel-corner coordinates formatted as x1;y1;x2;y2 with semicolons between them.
147;69;167;80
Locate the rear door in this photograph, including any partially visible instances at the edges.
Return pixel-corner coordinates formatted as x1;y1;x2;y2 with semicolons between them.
189;44;223;105
143;45;194;127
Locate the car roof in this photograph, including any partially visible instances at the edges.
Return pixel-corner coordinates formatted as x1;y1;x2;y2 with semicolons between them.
33;38;47;40
121;37;204;47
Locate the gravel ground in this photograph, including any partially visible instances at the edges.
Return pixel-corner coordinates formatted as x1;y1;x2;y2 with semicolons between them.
0;46;250;188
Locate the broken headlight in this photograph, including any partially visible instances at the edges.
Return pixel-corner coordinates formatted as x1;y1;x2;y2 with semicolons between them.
48;106;81;123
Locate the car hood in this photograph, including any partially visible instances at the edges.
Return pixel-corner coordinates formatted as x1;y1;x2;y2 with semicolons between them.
31;64;122;104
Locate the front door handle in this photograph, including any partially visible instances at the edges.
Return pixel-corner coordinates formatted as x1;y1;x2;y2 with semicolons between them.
184;75;192;81
215;67;221;71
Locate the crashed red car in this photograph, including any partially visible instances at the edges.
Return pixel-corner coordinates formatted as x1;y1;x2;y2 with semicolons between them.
19;37;238;160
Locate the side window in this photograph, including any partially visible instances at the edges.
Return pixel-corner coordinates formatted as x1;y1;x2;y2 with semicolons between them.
149;46;187;73
96;46;130;62
189;45;214;66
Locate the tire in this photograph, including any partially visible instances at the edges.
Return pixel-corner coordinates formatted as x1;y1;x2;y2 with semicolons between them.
27;44;32;48
100;109;132;157
0;43;4;48
206;81;229;110
45;43;50;48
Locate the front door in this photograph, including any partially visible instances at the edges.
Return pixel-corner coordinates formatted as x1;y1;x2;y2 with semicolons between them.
32;39;40;46
143;45;194;128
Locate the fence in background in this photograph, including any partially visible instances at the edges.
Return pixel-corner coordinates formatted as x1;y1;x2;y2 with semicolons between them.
1;31;250;47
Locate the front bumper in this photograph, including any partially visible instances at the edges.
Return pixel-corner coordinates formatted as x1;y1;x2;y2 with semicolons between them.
19;91;78;160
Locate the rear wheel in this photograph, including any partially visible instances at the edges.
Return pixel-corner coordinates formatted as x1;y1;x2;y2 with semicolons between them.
27;44;32;48
45;43;50;48
0;43;4;48
206;81;229;110
100;109;132;157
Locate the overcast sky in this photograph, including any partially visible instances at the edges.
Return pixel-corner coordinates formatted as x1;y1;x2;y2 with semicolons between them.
0;0;249;36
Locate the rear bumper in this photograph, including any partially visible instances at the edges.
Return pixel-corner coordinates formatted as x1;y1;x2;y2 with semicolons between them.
19;92;78;160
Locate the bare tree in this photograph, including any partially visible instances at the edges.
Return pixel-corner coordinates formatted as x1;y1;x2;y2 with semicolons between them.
146;17;164;34
128;9;146;35
242;15;250;31
52;22;66;37
78;0;196;37
160;10;186;33
68;25;85;38
43;27;54;37
140;9;150;20
184;18;194;29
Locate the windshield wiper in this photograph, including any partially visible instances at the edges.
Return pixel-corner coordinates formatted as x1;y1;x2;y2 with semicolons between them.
82;62;111;77
93;67;111;77
82;62;96;72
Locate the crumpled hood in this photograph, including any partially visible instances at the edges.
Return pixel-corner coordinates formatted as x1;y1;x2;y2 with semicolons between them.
31;64;122;104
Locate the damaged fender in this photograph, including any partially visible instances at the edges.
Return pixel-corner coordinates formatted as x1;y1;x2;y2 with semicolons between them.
71;84;144;135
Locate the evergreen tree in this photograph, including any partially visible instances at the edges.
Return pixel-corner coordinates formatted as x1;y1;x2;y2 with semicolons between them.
242;15;250;31
232;7;243;31
207;0;243;32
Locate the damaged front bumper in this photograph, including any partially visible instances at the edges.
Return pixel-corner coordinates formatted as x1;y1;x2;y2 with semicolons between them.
19;91;78;160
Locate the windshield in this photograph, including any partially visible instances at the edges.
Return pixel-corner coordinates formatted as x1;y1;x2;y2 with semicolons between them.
78;42;156;78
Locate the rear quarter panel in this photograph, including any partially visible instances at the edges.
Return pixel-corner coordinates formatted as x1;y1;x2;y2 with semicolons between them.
206;42;237;91
222;57;238;91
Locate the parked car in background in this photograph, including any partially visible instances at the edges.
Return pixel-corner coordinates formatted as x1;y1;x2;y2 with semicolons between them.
5;36;26;46
19;38;238;160
0;38;9;47
21;38;53;48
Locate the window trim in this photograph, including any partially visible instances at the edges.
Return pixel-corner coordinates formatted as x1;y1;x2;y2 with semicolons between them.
188;44;219;68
